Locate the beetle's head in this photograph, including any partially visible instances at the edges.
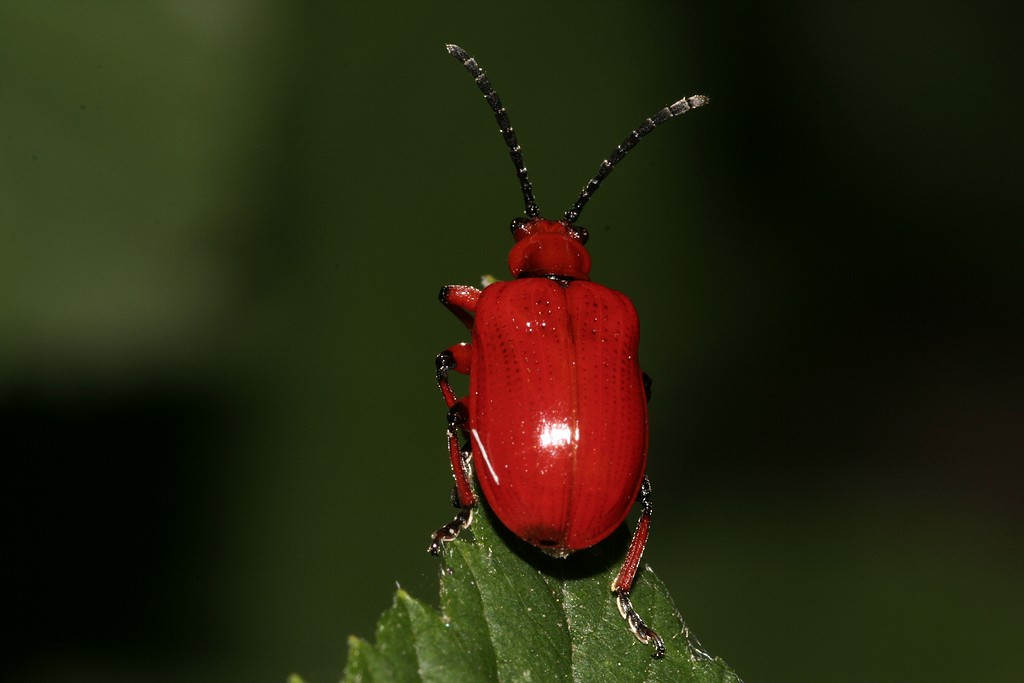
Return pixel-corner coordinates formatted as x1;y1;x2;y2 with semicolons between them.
508;217;591;281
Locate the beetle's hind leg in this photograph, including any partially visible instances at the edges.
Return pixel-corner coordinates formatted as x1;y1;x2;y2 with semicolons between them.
428;347;478;555
611;475;665;658
429;506;473;555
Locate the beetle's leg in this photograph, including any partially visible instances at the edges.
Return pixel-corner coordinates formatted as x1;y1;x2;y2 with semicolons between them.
429;345;478;555
611;475;665;658
440;284;481;330
436;284;479;407
441;400;476;510
436;343;471;408
642;371;652;402
448;439;474;507
428;402;476;554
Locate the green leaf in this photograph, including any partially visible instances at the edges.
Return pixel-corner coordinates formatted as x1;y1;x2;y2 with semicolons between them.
342;506;740;683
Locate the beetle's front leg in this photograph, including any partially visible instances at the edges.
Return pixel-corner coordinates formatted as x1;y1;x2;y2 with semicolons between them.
440;284;481;330
611;475;665;658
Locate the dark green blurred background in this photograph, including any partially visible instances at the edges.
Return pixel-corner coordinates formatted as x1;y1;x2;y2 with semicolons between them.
3;2;1021;681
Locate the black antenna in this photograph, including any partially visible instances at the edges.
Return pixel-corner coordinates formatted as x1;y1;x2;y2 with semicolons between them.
563;94;709;225
447;44;540;219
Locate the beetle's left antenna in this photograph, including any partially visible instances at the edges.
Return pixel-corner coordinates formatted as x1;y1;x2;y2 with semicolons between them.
564;94;709;225
447;44;540;219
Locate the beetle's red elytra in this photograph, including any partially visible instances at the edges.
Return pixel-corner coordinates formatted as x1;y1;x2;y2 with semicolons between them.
429;43;708;659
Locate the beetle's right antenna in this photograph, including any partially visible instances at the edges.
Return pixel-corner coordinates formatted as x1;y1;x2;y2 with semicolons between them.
564;94;709;225
447;44;540;219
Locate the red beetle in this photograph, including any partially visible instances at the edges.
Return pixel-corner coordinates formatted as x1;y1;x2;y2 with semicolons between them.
430;44;707;658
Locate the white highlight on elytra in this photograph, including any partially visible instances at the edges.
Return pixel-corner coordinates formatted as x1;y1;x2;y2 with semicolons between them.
470;428;500;485
539;421;576;448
